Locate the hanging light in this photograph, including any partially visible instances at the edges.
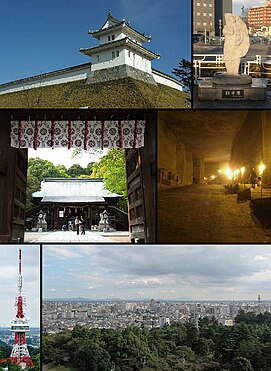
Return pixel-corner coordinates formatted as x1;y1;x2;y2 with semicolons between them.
259;162;266;175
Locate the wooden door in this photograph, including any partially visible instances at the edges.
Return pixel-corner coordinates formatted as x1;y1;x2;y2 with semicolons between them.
0;112;27;242
125;111;156;243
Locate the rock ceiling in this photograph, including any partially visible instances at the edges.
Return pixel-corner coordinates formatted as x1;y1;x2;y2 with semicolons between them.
158;110;250;163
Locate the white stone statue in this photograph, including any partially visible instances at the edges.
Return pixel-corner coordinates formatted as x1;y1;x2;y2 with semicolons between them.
37;210;47;232
223;13;250;76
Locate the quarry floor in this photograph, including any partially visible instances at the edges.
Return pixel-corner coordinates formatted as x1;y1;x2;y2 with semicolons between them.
158;184;271;243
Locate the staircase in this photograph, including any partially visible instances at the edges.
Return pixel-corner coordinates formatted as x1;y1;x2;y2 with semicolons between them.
107;206;129;231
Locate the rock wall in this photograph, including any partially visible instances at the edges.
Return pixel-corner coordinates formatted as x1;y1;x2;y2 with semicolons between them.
158;120;193;186
262;111;271;183
230;111;271;183
87;65;157;85
231;111;262;172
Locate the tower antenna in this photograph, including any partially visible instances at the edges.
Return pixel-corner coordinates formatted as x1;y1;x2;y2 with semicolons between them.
10;248;33;368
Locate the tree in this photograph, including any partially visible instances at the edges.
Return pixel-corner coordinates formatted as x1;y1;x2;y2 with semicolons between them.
91;149;128;210
231;356;253;371
67;164;86;177
28;158;69;182
172;59;192;93
26;171;41;209
74;340;111;371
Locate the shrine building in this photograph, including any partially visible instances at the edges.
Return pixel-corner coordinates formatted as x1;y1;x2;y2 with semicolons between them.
28;178;127;231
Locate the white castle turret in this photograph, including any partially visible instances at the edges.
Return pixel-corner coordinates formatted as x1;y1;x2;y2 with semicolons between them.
80;10;160;84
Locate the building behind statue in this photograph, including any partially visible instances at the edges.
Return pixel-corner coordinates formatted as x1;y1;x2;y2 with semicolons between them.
193;0;232;37
248;0;271;36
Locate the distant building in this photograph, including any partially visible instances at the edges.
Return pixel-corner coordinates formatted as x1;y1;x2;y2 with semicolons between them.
214;0;232;35
194;0;215;37
248;1;271;35
193;0;232;37
159;316;170;327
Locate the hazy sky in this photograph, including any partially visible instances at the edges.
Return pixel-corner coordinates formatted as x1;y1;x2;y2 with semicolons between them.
43;244;271;301
0;0;190;84
0;245;40;328
233;0;265;14
28;148;108;167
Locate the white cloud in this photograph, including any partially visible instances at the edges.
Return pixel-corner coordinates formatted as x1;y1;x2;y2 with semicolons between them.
43;244;271;301
46;246;83;259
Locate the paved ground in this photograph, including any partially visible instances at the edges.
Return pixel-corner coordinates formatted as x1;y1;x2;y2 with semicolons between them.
158;184;271;243
24;230;130;243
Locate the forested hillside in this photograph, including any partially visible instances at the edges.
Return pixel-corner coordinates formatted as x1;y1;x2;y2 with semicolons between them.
43;313;271;371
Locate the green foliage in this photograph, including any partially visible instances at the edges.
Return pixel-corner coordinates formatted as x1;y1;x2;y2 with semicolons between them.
26;158;95;210
26;171;41;209
230;356;253;371
67;164;86;178
28;158;69;182
74;340;111;371
91;149;128;210
0;341;11;360
32;353;41;371
172;58;192;93
0;78;191;109
43;317;271;371
0;359;21;370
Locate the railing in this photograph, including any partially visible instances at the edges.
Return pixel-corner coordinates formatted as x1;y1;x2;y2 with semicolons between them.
194;54;226;80
194;53;271;81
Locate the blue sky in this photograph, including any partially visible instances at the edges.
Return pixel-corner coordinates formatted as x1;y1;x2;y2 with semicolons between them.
0;245;40;328
43;244;271;301
0;0;190;84
233;0;265;15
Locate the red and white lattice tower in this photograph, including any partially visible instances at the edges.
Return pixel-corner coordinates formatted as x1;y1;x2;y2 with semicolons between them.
10;248;33;368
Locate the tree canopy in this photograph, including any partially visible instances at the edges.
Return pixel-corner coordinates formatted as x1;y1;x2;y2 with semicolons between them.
90;149;127;209
172;58;192;93
43;313;271;371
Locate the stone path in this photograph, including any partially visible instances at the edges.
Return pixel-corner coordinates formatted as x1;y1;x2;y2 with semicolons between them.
24;230;130;243
158;184;271;243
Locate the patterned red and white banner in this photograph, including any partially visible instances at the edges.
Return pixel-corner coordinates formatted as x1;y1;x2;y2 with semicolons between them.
10;120;145;149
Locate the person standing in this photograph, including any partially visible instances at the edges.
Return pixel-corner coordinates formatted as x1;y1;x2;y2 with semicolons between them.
75;216;80;235
250;168;257;189
80;218;85;235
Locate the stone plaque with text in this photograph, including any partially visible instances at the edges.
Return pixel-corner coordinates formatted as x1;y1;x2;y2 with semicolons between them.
222;90;245;99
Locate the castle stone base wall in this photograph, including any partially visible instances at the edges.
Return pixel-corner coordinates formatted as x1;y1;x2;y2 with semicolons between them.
87;65;157;85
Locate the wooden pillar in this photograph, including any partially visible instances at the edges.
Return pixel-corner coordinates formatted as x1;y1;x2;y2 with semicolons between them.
126;111;156;243
0;111;28;242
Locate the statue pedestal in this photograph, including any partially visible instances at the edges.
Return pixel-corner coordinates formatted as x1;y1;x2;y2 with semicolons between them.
198;74;267;101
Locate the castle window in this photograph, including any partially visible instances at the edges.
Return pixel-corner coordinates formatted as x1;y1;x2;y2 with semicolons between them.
128;51;131;57
116;50;119;57
59;210;64;218
112;34;115;40
97;55;100;62
112;51;115;58
108;35;111;41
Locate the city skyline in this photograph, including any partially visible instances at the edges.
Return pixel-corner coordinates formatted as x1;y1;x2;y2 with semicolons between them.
0;245;40;327
43;244;271;301
0;0;190;84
